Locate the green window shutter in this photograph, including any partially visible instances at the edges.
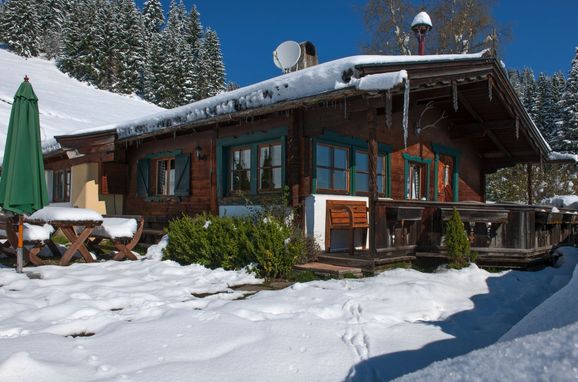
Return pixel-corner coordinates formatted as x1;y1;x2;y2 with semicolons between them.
136;158;150;197
174;153;191;196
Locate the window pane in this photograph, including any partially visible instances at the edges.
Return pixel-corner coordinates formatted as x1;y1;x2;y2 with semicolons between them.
334;170;347;190
272;168;282;189
356;173;369;192
168;160;175;196
317;144;330;167
241;149;251;169
356;152;368;172
377;174;384;194
377;155;385;173
259;146;270;167
157;160;167;195
271;144;282;166
317;168;330;190
233;170;251;192
334;147;348;169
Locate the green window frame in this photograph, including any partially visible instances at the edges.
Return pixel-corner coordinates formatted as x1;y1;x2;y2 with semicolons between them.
216;127;287;197
402;153;432;200
431;143;461;202
354;150;387;196
312;132;392;197
136;149;191;199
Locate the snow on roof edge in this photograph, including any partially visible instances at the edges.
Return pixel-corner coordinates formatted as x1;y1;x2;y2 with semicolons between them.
57;51;489;143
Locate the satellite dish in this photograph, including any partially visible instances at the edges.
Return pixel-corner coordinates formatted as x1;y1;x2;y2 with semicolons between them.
273;41;301;72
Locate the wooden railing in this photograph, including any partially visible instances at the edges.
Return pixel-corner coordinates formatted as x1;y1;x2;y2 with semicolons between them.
371;199;578;265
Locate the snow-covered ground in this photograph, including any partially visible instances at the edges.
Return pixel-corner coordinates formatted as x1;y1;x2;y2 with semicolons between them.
0;48;163;157
0;240;576;381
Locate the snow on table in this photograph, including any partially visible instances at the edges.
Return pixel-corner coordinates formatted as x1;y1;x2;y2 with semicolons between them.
28;207;103;223
0;247;576;382
91;218;137;239
0;223;54;241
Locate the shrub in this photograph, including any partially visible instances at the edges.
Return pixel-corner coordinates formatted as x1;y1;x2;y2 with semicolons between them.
163;212;307;279
444;208;472;269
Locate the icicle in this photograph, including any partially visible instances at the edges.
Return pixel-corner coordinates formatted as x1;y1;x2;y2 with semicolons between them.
385;90;392;129
515;117;520;140
488;76;493;102
452;81;459;112
403;78;410;148
344;97;347;120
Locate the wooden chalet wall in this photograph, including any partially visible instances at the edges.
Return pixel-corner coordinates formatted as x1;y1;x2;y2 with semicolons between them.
124;129;215;220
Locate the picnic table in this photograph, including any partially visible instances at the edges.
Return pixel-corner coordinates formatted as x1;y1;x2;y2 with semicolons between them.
27;207;103;266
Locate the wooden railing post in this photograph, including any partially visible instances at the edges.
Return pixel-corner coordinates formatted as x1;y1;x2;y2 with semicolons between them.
368;106;378;257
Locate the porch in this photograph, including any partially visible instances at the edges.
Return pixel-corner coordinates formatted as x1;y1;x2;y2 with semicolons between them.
317;198;576;271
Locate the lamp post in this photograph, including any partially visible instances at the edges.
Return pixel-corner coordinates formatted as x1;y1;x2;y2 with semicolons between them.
411;11;432;56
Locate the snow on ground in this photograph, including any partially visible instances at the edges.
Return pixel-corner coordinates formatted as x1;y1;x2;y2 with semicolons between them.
396;246;578;382
0;48;163;157
0;244;576;382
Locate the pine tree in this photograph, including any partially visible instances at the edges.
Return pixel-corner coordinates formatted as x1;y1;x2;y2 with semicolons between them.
37;0;73;58
59;0;101;83
143;32;166;104
561;48;578;152
142;0;164;35
111;0;145;94
198;28;226;99
159;0;191;107
550;72;566;145
0;0;41;57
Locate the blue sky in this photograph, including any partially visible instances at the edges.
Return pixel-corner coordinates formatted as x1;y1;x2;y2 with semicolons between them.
136;1;578;86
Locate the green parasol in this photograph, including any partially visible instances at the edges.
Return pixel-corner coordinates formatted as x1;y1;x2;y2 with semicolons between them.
0;76;49;272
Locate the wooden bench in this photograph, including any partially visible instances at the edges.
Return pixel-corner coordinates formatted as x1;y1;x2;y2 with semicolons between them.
325;200;369;253
88;215;144;261
0;212;52;265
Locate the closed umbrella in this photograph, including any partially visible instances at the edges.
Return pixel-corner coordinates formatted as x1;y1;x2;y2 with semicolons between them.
0;76;49;273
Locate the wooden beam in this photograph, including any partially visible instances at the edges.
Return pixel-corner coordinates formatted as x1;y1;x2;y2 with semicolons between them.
458;93;483;122
527;163;533;205
450;120;515;139
486;130;512;158
367;106;378;257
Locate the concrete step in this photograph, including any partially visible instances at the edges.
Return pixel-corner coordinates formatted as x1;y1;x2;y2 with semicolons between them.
294;262;363;278
316;254;373;268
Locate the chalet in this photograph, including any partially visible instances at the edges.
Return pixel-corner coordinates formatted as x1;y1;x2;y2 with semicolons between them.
43;47;577;270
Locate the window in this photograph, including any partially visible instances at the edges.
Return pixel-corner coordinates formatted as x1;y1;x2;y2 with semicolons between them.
355;151;386;195
258;143;282;191
223;139;284;196
407;162;426;200
53;169;71;202
316;143;349;193
136;152;191;198
230;147;251;193
443;164;451;186
155;157;175;196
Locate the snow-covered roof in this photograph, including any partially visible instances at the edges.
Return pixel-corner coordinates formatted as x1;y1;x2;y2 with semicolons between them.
548;151;578;163
411;11;432;29
59;51;489;144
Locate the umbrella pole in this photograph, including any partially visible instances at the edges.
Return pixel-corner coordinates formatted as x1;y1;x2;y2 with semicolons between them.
16;215;23;273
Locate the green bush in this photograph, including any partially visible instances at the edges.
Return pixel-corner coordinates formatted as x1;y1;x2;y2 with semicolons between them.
444;208;472;269
163;212;307;279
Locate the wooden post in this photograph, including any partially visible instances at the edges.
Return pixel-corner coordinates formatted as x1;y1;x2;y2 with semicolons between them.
367;106;378;257
527;163;533;205
16;215;23;273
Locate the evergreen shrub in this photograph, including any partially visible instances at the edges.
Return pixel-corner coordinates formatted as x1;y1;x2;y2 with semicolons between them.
163;212;306;279
444;208;473;269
